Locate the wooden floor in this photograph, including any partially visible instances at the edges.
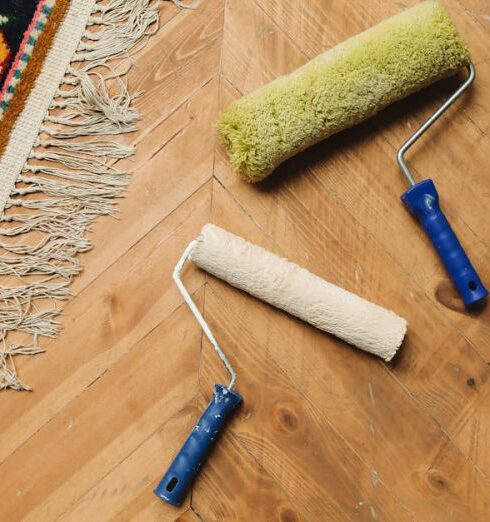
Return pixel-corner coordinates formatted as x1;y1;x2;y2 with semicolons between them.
1;0;490;520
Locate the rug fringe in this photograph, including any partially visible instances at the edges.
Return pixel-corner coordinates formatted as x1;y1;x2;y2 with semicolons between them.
36;139;135;158
1;340;45;391
0;0;186;391
74;0;160;63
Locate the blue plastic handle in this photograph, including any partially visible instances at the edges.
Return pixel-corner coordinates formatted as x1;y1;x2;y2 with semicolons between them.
401;179;488;307
154;384;242;506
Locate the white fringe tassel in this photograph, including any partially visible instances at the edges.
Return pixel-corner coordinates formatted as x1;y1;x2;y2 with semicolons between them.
0;0;187;391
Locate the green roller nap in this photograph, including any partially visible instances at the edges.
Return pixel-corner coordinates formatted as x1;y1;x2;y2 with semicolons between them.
217;1;470;183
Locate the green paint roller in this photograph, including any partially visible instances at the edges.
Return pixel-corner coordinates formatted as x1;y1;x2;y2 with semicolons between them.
218;0;488;307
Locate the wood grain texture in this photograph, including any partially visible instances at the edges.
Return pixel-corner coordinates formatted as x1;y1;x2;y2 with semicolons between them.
1;0;489;520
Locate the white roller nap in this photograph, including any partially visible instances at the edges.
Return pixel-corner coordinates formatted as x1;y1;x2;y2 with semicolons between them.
190;224;407;361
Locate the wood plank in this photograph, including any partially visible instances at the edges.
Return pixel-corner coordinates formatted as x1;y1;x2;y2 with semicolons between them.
124;0;223;136
452;386;490;476
192;410;308;522
63;405;199;522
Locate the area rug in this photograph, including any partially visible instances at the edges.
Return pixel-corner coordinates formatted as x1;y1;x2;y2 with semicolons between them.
0;0;186;391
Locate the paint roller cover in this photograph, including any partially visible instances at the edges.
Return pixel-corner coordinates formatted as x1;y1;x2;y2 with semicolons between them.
217;1;470;182
191;224;407;361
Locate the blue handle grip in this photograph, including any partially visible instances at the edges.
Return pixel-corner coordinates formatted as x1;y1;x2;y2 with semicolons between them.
154;384;242;506
401;179;488;307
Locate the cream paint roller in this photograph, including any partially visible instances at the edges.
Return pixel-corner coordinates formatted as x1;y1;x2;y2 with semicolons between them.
154;224;407;505
192;224;407;358
218;0;488;307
